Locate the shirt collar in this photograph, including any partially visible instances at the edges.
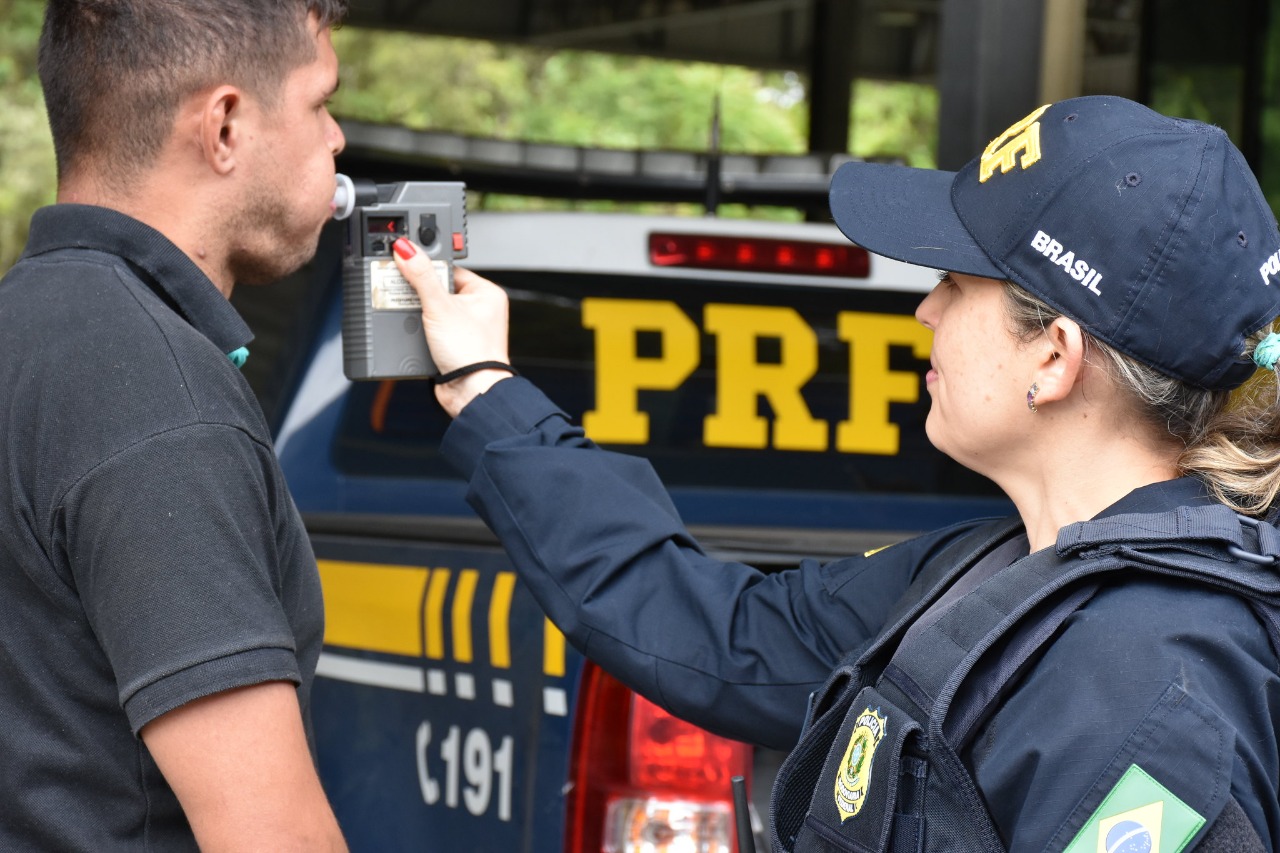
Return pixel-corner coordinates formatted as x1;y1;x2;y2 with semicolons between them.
22;204;253;355
1094;476;1217;518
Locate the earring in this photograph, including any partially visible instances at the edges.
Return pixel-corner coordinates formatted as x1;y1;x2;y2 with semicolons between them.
1027;383;1039;413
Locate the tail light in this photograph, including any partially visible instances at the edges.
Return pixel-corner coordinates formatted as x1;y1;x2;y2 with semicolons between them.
566;662;752;852
649;232;870;278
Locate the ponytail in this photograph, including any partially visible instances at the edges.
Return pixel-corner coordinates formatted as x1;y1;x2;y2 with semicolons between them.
1179;325;1280;516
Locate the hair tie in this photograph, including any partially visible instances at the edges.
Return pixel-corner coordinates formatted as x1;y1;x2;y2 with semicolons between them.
1253;333;1280;371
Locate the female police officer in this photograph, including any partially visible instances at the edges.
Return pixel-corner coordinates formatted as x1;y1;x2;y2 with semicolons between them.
393;96;1280;852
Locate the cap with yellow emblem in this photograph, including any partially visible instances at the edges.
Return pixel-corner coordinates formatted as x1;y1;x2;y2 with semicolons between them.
827;96;1280;391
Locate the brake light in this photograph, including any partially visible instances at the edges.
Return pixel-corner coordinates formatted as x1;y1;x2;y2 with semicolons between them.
650;232;870;278
566;662;752;853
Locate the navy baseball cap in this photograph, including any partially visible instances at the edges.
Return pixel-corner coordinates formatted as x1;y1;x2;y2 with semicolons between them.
829;96;1280;391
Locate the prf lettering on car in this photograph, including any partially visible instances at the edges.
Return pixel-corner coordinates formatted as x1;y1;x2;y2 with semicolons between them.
582;297;931;455
273;210;1014;853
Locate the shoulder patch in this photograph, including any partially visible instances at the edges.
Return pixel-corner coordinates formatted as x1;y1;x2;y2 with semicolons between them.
834;707;886;821
1063;764;1205;853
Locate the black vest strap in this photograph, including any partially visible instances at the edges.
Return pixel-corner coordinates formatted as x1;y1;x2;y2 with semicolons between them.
847;520;1022;677
881;504;1280;729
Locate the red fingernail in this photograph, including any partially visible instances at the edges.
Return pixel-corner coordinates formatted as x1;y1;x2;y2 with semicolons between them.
393;238;417;259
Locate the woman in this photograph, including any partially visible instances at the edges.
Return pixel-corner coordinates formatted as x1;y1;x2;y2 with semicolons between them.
393;96;1280;852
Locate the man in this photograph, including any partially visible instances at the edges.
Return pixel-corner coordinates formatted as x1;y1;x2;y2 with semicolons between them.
0;1;349;849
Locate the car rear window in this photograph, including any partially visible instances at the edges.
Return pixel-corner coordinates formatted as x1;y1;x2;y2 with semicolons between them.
331;270;997;502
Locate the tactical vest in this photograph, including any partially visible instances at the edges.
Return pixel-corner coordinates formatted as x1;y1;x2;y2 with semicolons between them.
769;505;1280;853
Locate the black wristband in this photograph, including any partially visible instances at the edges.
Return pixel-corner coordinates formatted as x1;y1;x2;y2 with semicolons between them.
432;361;519;385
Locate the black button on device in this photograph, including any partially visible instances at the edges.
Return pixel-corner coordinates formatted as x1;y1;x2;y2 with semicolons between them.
419;214;438;247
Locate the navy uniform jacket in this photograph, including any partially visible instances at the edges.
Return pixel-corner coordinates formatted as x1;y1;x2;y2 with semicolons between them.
440;377;1280;851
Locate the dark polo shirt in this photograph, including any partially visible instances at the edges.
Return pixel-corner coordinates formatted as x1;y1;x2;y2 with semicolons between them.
0;205;325;850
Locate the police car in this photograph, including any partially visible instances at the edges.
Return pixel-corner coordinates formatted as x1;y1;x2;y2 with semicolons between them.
270;210;1010;851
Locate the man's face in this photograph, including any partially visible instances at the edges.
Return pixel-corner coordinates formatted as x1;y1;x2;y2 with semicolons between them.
227;15;345;285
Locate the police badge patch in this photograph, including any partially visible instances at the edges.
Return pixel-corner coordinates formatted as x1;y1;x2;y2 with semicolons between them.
835;707;887;821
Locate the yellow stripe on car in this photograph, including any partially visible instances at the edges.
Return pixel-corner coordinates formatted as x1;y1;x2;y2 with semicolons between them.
319;560;430;656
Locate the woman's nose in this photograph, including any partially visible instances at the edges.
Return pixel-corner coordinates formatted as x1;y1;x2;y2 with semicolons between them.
915;281;943;330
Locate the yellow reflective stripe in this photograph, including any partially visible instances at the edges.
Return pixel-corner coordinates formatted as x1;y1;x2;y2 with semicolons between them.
452;569;480;664
318;560;430;657
543;617;566;677
424;569;452;660
488;572;517;669
320;560;569;682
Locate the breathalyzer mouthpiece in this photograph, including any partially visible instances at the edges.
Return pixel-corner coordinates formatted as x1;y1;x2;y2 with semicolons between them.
332;173;378;220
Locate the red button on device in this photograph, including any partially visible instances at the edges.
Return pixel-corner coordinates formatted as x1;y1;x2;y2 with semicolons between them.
452;232;465;252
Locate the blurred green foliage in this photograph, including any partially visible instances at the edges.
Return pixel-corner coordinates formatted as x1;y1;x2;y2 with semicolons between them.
0;0;56;272
0;7;938;270
331;27;937;165
1260;3;1280;214
329;28;935;220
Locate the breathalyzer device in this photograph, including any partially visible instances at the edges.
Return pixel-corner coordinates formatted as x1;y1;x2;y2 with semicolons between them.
332;173;468;380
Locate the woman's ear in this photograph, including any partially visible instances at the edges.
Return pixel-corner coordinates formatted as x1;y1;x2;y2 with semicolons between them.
1031;316;1086;405
198;86;243;176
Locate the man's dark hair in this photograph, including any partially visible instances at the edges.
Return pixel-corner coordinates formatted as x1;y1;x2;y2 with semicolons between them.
39;0;348;184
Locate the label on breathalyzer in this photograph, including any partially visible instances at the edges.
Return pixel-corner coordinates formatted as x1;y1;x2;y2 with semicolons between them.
368;259;450;310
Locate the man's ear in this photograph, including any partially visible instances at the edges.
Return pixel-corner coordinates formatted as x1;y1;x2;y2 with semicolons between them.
198;86;243;176
1031;316;1087;405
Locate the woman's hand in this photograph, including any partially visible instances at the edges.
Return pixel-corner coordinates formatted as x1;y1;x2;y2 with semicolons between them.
392;237;512;417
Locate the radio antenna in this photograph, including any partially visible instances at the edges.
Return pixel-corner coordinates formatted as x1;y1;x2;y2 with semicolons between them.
704;9;729;218
704;92;722;217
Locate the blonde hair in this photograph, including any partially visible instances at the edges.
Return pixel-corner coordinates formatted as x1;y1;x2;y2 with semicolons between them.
1002;282;1280;517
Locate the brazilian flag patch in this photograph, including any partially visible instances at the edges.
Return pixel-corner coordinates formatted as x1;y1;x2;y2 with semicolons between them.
1063;764;1205;853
